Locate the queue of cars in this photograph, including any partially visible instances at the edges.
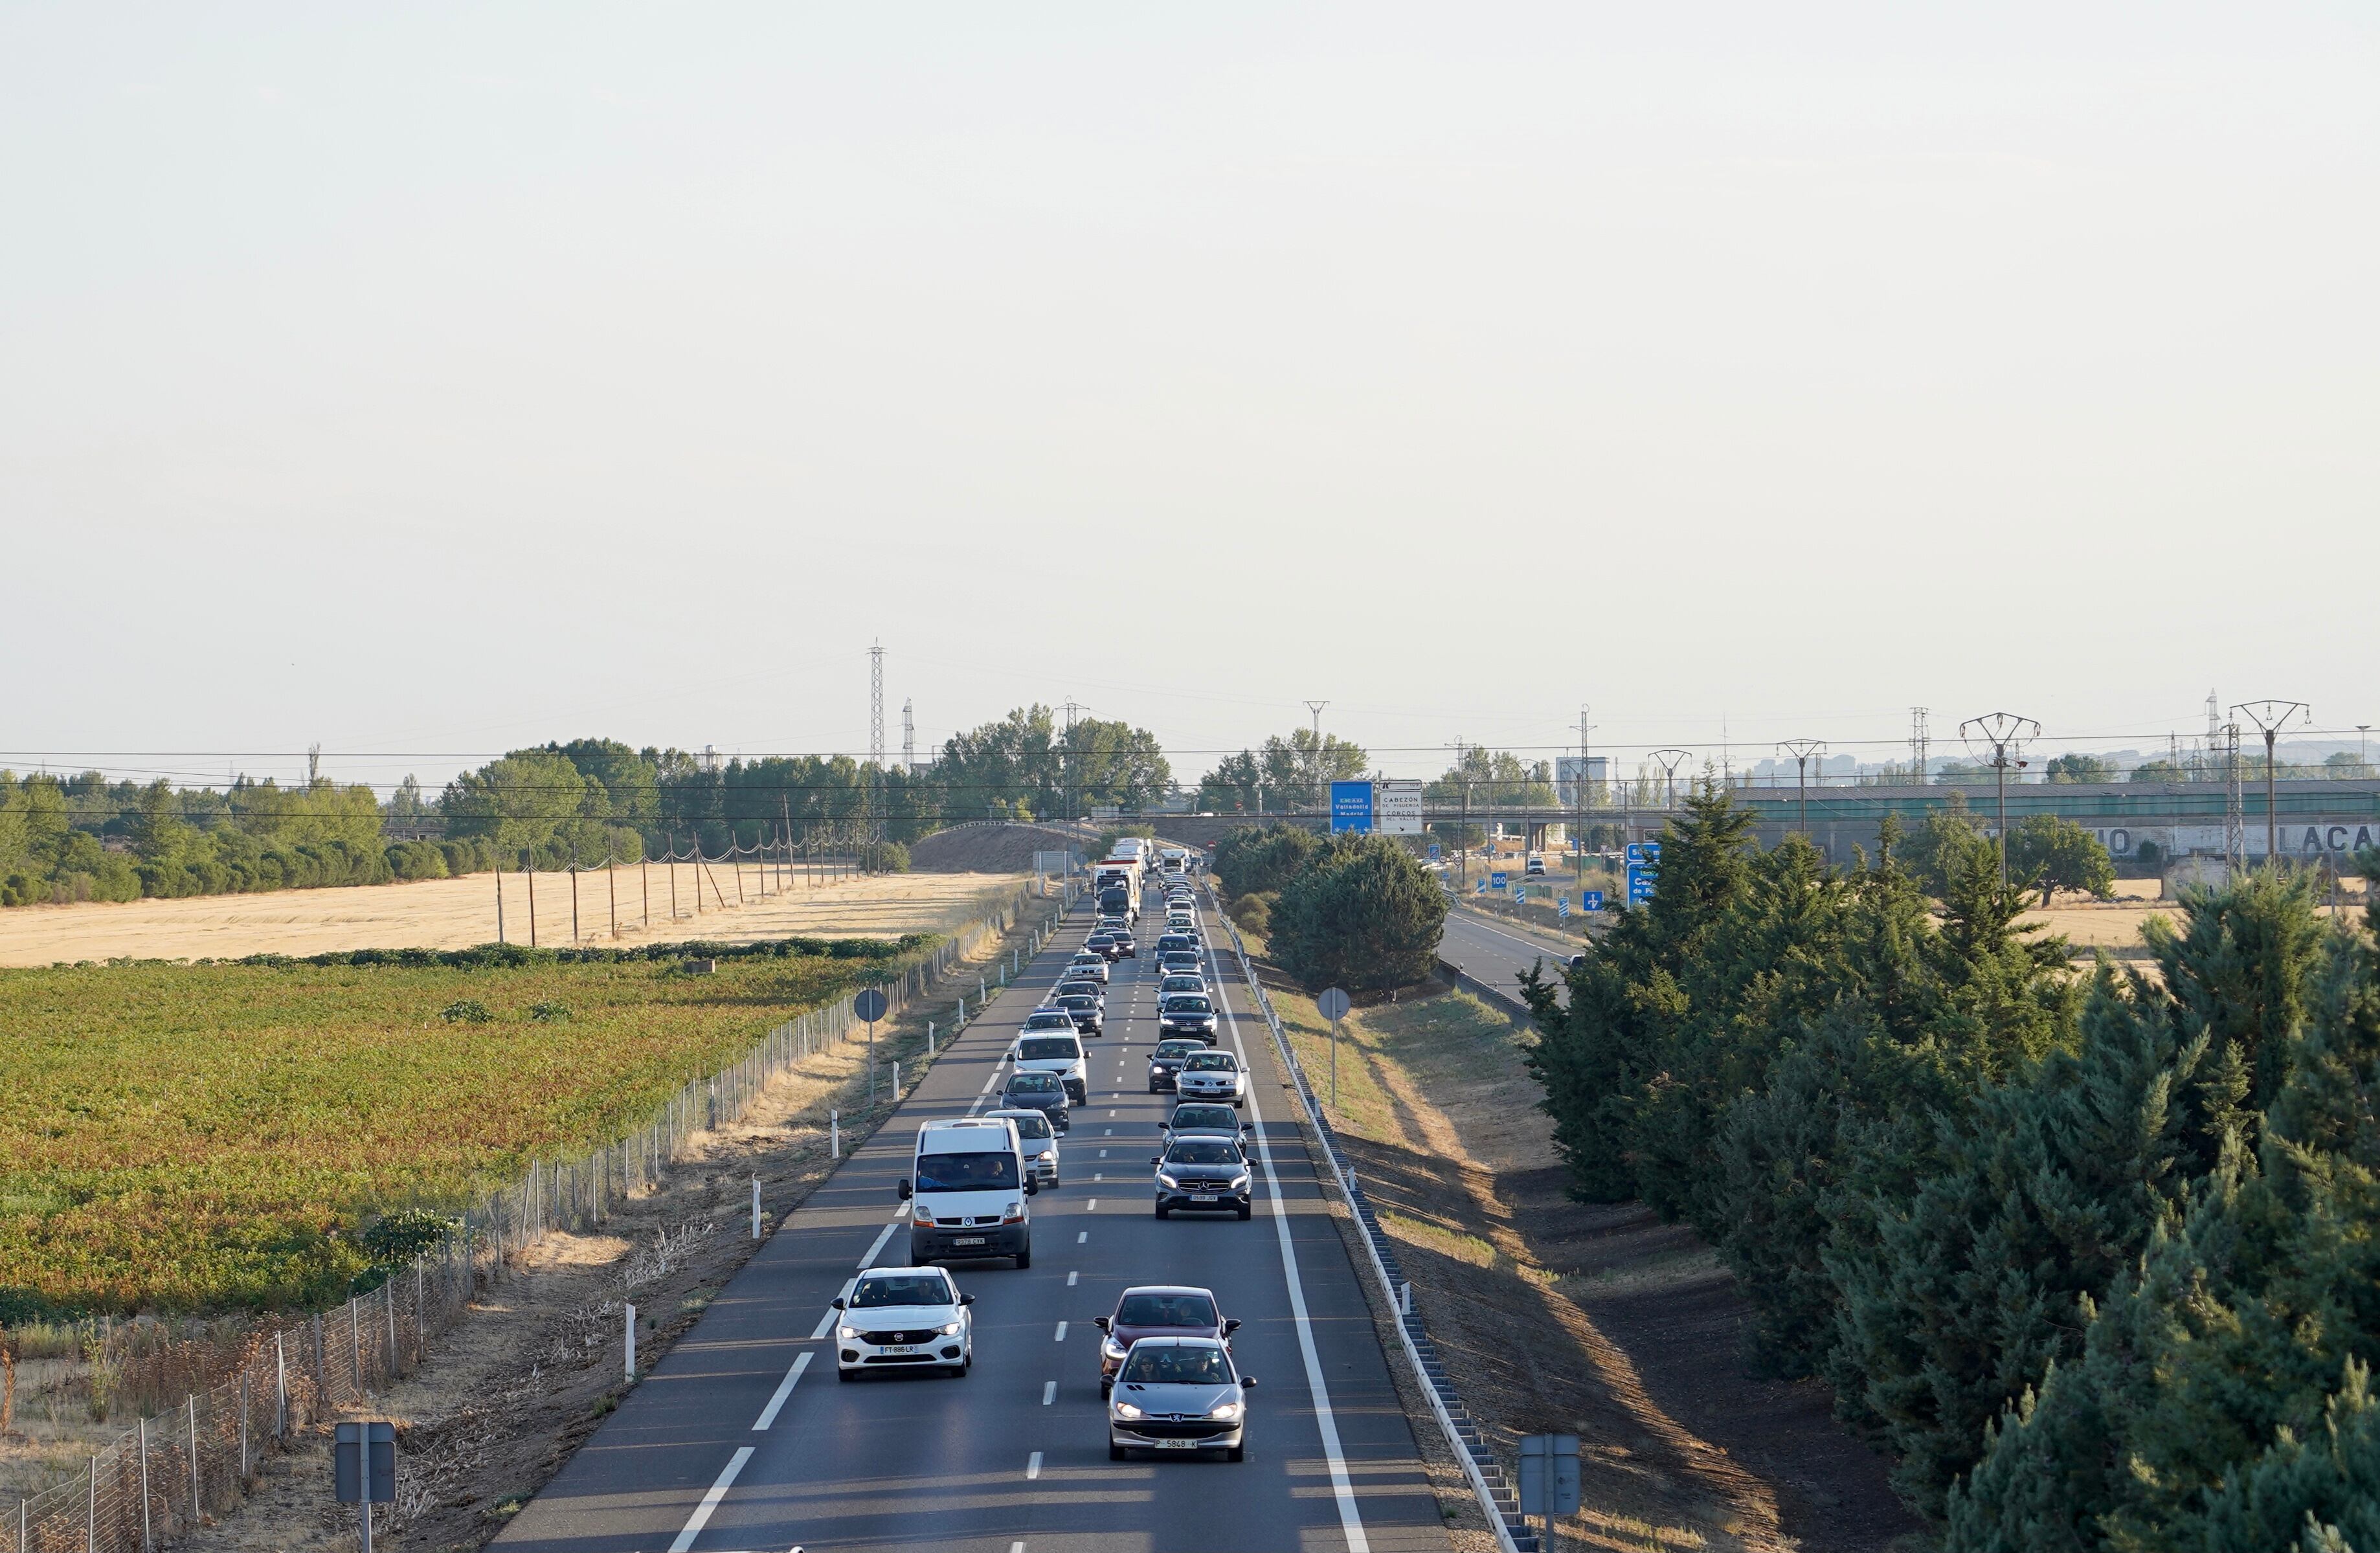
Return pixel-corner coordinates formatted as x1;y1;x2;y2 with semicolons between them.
853;862;1264;1460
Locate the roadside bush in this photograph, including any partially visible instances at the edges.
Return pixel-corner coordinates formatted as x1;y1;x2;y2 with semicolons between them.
529;1000;570;1023
440;1000;493;1024
1213;823;1320;899
385;840;450;880
1269;835;1445;992
1229;891;1274;935
860;840;911;873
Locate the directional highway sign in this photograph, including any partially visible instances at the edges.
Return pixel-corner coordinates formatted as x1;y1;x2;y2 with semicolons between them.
1625;842;1662;867
1329;781;1375;833
1582;889;1606;912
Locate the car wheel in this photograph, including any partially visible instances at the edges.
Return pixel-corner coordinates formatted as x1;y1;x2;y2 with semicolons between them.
1228;1446;1246;1463
1109;1442;1127;1461
1155;1204;1169;1220
1236;1203;1253;1221
1099;1378;1112;1398
837;1366;855;1384
1015;1243;1031;1269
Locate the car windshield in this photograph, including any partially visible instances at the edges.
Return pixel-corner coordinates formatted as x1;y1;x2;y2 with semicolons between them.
1163;957;1198;970
1155;1042;1200;1058
1170;1105;1237;1130
1167;1139;1242;1166
1184;1053;1235;1072
1165;998;1213;1014
851;1272;951;1308
1059;996;1095;1011
1086;935;1114;947
915;1151;1020;1191
1120;1345;1232;1386
1007;1072;1061;1093
998;1111;1052;1139
1116;1291;1218;1327
1019;1034;1077;1055
1158;938;1189;951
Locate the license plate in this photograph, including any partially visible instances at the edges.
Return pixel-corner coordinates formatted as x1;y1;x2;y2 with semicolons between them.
886;1345;916;1354
953;1236;985;1247
1192;1194;1219;1203
1155;1438;1199;1449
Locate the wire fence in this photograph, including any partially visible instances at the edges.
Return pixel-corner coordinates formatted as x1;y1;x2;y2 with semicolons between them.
5;878;1068;1553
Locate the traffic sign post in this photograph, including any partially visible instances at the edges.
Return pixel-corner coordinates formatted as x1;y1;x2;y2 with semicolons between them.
1490;871;1509;891
1557;897;1569;922
334;1420;396;1553
1514;886;1527;906
855;987;889;1098
1519;1432;1582;1550
1318;987;1351;1109
1581;889;1606;913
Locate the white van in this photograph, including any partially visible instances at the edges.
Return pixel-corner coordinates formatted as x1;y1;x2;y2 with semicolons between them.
1014;1019;1089;1102
901;1119;1037;1268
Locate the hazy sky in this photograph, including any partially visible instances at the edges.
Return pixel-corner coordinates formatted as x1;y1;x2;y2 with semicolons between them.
5;4;2374;790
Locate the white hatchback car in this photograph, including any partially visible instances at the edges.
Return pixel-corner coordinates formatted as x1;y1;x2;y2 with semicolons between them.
1175;1049;1246;1105
1108;1335;1256;1460
834;1266;975;1380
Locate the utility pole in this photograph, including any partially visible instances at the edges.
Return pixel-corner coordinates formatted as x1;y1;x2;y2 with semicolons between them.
2225;724;2247;870
1909;708;1930;786
1649;749;1690;811
866;640;887;849
1304;701;1330;811
1959;712;2041;886
1777;739;1826;837
1063;700;1081;826
902;698;915;774
2232;699;2311;866
1575;706;1596;877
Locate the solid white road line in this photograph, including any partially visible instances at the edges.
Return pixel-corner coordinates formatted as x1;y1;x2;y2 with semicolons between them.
1026;1451;1044;1480
752;1352;813;1430
857;1219;901;1269
1212;944;1371;1553
667;1446;754;1553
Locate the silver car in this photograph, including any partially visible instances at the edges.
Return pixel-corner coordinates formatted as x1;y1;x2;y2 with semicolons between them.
1108;1336;1255;1460
1175;1049;1246;1106
986;1107;1062;1186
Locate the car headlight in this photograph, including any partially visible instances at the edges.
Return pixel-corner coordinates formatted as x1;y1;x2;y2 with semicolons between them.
1101;1338;1128;1360
941;1321;963;1335
1207;1401;1244;1420
1037;1148;1055;1160
1155;1172;1179;1189
1229;1173;1251;1189
838;1325;859;1340
1113;1401;1145;1419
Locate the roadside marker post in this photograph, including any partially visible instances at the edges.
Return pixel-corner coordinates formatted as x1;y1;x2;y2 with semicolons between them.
830;1110;840;1160
751;1178;761;1239
625;1303;637;1379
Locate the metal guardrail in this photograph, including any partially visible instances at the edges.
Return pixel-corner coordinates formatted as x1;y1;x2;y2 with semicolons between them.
1206;886;1536;1553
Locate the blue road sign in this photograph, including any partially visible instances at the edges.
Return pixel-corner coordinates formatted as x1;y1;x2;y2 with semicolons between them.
1426;843;1441;861
1476;878;1488;895
1625;841;1663;867
1557;898;1569;921
1581;889;1606;912
1490;871;1509;890
1627;864;1656;905
1514;886;1528;905
1329;780;1375;833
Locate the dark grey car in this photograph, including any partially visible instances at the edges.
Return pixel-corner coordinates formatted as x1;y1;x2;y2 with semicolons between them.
1000;1070;1071;1132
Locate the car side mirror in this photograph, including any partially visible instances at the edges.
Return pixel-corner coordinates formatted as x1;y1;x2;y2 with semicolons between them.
959;1293;976;1306
1150;1156;1163;1165
831;1297;846;1310
1239;1376;1257;1389
1223;1318;1242;1334
1092;1315;1110;1331
1024;1178;1040;1196
897;1179;912;1200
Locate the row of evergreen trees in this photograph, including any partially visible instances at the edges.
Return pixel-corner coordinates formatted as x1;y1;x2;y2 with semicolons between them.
1521;787;2375;1548
1211;822;1448;992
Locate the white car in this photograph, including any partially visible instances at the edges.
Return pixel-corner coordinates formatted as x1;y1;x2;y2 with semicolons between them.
1066;953;1111;985
1108;1336;1255;1460
986;1106;1062;1185
1157;973;1208;1003
1175;1049;1246;1105
1014;1019;1090;1104
834;1266;976;1380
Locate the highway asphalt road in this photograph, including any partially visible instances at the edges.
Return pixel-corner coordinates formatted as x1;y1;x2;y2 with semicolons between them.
1436;908;1578;1009
493;888;1450;1553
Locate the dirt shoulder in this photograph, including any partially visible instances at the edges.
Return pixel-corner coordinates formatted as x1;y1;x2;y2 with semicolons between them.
0;867;1026;966
161;899;1048;1553
1254;966;1924;1553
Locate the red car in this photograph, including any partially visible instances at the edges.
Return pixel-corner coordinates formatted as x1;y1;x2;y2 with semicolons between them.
1093;1284;1237;1397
